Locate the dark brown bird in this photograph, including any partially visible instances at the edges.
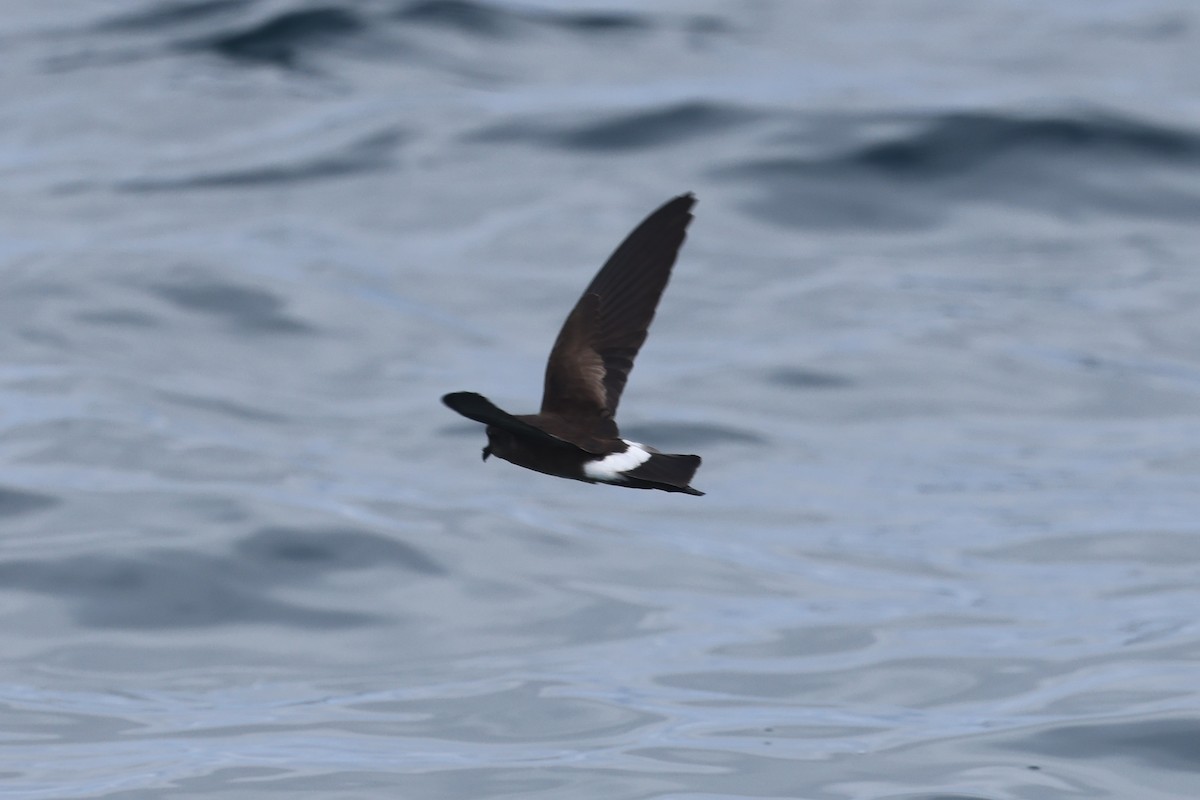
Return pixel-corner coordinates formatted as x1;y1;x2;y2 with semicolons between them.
442;193;703;495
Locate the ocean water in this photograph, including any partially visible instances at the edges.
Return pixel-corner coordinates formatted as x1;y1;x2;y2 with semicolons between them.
2;1;1200;798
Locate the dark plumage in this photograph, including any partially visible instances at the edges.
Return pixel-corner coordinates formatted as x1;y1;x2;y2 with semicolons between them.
442;193;703;496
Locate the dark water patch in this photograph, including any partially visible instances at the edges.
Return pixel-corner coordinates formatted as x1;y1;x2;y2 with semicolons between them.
713;156;936;230
715;110;1200;229
158;390;290;424
39;48;158;75
394;0;518;38
768;367;854;389
395;0;649;38
119;128;403;191
562;103;755;150
1;703;144;744
0;487;59;518
522;596;658;645
0;551;372;629
977;531;1200;565
531;8;649;34
170;493;250;525
99;0;248;31
1109;13;1190;40
0;527;437;629
715;624;876;658
17;324;72;348
470;102;757;152
660;657;1041;704
845;111;1200;176
621;421;764;448
196;7;367;68
1001;716;1200;773
684;15;733;37
72;309;161;328
149;280;312;335
236;526;446;576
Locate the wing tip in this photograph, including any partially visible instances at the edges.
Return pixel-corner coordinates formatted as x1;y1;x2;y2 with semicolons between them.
668;191;697;214
442;391;480;409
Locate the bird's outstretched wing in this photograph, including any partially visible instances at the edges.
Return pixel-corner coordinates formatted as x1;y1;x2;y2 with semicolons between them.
442;392;584;450
541;193;695;425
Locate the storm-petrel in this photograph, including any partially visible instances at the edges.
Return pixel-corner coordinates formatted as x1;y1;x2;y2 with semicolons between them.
442;193;703;495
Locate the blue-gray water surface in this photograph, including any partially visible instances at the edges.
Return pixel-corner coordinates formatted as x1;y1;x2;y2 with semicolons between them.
2;1;1200;798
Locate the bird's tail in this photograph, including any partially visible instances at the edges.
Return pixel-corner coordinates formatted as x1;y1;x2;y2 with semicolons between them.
623;453;704;496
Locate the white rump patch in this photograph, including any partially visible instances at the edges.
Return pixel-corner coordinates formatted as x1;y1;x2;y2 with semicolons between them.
583;440;652;482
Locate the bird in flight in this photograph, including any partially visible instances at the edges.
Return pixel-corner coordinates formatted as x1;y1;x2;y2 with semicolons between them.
442;193;703;496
